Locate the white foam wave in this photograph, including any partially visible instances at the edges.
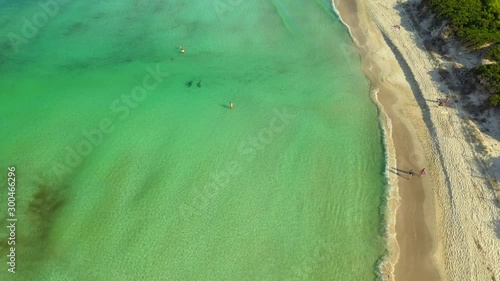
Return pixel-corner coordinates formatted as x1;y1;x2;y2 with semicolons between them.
331;0;359;45
331;2;401;279
373;87;401;281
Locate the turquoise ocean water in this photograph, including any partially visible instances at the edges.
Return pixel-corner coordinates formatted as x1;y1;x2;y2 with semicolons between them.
0;0;386;280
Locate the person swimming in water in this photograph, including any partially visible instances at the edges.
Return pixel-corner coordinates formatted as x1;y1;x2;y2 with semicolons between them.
179;46;185;54
230;102;234;109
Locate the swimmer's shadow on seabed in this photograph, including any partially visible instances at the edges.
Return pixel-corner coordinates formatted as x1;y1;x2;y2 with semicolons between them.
389;167;412;180
219;104;231;109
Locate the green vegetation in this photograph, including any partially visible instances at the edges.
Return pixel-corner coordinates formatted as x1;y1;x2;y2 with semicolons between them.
487;0;500;11
485;44;500;61
427;0;500;107
474;64;500;89
473;64;500;106
428;0;500;47
489;94;500;106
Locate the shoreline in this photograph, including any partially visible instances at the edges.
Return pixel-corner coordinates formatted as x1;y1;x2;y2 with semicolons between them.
336;0;500;280
335;1;440;280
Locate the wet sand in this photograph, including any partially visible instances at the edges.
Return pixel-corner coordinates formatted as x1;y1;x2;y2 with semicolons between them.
336;1;440;280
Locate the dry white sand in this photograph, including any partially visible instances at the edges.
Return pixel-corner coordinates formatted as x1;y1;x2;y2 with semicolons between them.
336;0;500;280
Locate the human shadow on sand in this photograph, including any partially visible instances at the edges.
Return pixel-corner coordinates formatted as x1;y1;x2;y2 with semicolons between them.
389;167;410;180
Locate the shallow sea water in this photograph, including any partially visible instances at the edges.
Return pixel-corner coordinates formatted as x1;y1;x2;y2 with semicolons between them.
0;0;386;280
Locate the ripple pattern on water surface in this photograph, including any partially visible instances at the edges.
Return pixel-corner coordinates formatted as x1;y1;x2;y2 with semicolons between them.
0;1;386;280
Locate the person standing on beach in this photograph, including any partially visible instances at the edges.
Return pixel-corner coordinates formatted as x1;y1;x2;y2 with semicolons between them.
444;96;450;106
420;168;426;176
408;169;414;180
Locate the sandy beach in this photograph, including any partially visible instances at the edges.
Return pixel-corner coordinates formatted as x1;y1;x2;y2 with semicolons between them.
336;0;500;280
